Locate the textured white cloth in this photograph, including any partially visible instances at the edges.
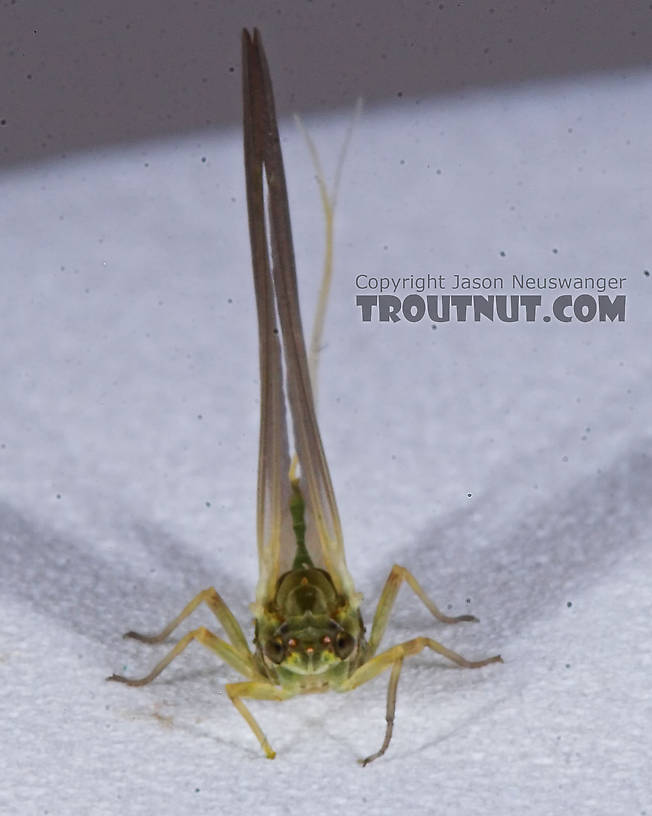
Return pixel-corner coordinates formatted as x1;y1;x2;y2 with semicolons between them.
1;69;650;815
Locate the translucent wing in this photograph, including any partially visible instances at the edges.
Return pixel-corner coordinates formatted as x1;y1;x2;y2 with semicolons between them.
241;29;356;608
242;30;293;609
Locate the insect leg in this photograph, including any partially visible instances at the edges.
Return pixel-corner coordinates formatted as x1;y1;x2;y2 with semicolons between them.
123;587;252;657
366;564;479;658
226;680;293;759
345;635;502;692
107;626;258;686
340;637;502;762
359;657;403;766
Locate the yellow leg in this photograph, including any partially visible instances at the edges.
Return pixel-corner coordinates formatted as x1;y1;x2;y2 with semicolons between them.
366;564;479;658
107;625;257;685
225;680;293;759
346;636;502;691
340;636;502;762
123;587;252;658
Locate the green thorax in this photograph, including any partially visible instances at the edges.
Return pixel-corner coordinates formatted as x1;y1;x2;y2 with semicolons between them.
289;477;312;571
254;478;364;688
255;565;364;686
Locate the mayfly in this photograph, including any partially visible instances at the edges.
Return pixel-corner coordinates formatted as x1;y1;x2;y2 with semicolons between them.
108;28;502;764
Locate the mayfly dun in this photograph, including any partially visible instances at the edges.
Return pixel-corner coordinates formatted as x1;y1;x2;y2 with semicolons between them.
107;28;502;764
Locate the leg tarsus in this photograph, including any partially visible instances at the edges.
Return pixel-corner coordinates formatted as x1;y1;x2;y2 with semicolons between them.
395;564;478;624
359;657;403;766
341;637;501;763
107;626;256;687
343;636;502;692
366;564;481;659
106;672;132;684
119;588;252;657
123;629;159;643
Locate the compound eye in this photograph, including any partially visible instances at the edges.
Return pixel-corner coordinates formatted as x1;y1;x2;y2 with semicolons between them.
263;638;285;664
334;630;355;659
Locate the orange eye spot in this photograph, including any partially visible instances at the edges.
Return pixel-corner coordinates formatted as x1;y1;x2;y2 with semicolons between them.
305;646;314;655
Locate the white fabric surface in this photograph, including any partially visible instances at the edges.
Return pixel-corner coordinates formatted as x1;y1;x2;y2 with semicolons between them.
1;69;651;815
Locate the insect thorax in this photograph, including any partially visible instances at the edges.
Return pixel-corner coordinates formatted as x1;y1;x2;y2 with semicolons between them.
255;567;364;688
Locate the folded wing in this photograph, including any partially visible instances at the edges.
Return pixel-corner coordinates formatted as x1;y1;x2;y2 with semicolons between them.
241;29;356;607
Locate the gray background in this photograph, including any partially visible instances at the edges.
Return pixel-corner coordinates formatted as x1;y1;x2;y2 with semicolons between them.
2;0;652;168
